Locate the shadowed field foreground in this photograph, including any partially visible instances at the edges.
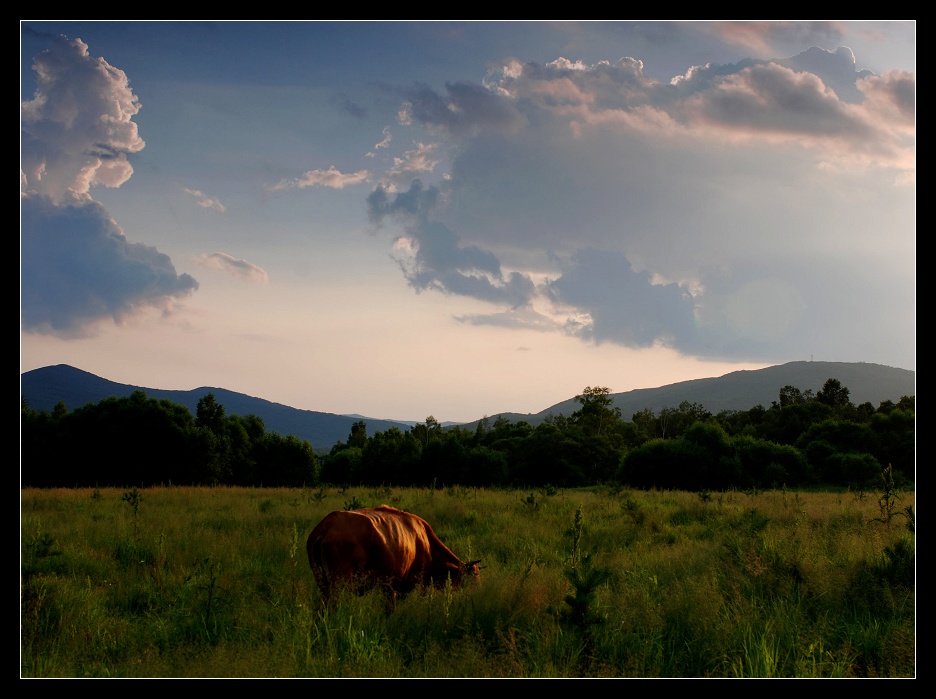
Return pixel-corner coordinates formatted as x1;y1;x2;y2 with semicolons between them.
21;485;915;677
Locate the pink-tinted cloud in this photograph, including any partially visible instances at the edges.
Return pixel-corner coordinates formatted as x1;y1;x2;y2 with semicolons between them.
183;187;226;213
267;165;370;192
21;35;198;338
708;21;847;57
21;35;144;204
198;252;269;284
371;45;914;362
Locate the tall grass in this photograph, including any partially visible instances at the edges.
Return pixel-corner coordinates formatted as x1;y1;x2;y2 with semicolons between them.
21;484;914;677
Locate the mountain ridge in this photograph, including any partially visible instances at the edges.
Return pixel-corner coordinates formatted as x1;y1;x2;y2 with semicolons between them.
21;361;915;451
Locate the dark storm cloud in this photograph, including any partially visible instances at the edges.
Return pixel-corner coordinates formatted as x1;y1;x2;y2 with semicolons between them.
367;179;440;222
403;80;523;135
368;181;535;307
21;196;199;337
546;248;696;348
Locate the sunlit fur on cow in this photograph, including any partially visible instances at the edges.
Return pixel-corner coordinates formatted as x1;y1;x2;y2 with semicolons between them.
307;505;481;604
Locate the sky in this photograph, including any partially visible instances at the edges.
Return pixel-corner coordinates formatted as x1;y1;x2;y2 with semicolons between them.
20;21;915;425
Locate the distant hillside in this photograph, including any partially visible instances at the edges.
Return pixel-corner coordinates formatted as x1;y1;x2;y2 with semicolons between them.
19;365;413;451
477;361;915;427
21;361;915;450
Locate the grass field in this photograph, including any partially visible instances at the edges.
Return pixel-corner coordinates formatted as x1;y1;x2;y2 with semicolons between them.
21;484;915;677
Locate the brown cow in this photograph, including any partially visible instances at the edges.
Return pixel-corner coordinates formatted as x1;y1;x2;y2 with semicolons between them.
307;505;481;604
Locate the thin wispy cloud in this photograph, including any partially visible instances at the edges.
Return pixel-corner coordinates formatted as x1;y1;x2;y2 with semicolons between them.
366;126;392;157
182;187;226;213
267;165;371;192
197;253;269;285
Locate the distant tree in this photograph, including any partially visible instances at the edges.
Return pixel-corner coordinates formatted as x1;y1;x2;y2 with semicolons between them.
572;386;621;438
816;379;851;408
777;385;814;408
253;433;318;487
631;408;657;440
412;416;441;448
348;420;367;449
196;393;226;433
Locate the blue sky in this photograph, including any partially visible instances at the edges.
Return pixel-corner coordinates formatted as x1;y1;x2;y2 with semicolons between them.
20;21;915;424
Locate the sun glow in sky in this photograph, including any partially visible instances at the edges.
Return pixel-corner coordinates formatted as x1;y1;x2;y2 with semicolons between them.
20;21;915;424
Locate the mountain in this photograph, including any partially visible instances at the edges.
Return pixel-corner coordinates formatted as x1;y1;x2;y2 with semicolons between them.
19;365;414;451
21;361;915;449
476;361;915;427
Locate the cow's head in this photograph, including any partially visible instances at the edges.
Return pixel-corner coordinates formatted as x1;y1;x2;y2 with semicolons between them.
463;559;482;583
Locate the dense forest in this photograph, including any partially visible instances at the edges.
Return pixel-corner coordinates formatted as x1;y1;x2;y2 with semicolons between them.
20;379;914;490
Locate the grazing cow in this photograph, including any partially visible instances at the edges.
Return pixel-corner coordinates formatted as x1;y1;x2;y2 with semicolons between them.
307;505;481;604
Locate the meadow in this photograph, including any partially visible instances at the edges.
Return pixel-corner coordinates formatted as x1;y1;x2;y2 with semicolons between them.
21;484;915;677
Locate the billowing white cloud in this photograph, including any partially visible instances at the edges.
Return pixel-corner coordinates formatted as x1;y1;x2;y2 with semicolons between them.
267;165;371;192
197;252;269;284
21;35;199;338
368;45;914;366
21;35;145;204
183;187;226;213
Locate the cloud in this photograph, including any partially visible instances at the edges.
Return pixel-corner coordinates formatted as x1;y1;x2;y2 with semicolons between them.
708;21;847;56
21;35;199;338
366;126;393;157
333;92;367;119
21;196;199;337
368;181;535;307
21;35;145;204
545;248;696;348
401;80;524;136
383;142;441;189
267;165;371;192
183;187;226;213
369;45;914;365
197;252;269;284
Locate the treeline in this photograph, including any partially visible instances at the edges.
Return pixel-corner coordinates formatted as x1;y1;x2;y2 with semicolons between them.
20;391;318;488
325;380;914;491
21;379;914;491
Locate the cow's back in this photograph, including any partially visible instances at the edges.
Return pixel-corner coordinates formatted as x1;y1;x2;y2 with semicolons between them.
307;506;433;599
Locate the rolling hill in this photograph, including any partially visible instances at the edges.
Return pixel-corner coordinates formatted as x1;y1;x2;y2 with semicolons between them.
473;361;915;428
21;361;915;450
19;364;413;451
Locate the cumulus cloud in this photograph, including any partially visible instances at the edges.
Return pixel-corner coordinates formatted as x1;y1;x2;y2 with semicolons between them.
544;248;697;348
21;35;199;338
369;45;914;365
267;165;371;192
368;181;535;307
21;196;198;337
197;252;269;284
21;35;145;204
183;187;226;212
